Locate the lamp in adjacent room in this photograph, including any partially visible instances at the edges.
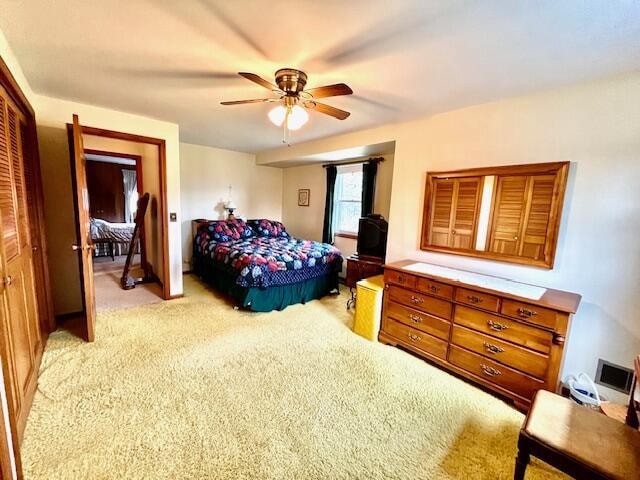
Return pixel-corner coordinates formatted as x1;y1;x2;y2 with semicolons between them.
225;185;237;220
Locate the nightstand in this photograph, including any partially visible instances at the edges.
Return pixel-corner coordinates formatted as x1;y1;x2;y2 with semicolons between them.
345;254;383;308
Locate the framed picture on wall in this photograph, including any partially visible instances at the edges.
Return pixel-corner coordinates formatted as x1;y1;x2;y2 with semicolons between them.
298;189;310;207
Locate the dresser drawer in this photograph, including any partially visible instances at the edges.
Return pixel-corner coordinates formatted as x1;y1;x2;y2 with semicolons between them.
455;287;500;312
448;345;544;400
385;270;417;289
387;285;453;320
450;325;549;379
453;305;552;354
500;299;559;330
383;318;448;360
386;301;450;340
417;277;453;300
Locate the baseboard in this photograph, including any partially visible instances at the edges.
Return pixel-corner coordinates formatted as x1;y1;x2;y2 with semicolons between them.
168;293;184;300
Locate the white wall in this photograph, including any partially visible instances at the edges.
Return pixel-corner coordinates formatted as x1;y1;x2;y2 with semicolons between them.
260;73;640;403
179;142;283;270
281;155;394;275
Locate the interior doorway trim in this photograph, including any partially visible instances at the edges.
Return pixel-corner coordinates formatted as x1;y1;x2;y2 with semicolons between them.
78;127;171;300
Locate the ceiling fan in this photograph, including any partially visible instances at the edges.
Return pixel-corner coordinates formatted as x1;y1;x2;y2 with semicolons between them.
221;68;353;143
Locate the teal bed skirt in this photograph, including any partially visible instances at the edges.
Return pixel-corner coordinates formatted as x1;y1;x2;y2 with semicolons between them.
195;265;340;312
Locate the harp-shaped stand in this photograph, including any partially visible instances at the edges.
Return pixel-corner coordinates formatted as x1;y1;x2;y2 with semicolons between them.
120;193;153;290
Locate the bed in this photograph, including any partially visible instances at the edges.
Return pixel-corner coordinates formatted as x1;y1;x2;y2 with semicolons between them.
192;218;342;312
90;217;135;259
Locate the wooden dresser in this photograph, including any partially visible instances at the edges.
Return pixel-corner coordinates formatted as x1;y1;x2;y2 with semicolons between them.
379;260;581;410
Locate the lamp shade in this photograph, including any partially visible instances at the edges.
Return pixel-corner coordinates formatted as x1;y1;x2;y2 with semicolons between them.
287;105;309;130
268;105;287;127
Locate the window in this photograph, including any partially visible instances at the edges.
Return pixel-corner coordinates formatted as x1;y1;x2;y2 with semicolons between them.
333;164;363;235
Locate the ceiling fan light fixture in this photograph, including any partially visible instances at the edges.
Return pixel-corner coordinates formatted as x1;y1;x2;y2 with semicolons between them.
286;105;309;130
268;105;287;126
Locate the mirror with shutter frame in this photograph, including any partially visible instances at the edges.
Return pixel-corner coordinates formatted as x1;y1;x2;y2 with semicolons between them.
420;162;569;269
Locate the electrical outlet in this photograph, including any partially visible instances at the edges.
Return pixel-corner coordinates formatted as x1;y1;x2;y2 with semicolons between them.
169;212;177;222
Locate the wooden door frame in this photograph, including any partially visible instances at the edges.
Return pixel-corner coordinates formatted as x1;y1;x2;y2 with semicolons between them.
82;148;148;269
0;54;53;480
72;126;170;300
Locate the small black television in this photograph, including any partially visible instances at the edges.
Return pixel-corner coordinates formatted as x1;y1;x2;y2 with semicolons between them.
356;214;388;260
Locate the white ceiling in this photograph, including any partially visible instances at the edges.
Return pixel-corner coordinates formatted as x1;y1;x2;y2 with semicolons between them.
1;0;639;153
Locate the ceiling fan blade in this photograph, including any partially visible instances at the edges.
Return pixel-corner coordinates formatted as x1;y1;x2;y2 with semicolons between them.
238;72;280;91
307;101;350;120
220;98;279;105
305;83;353;99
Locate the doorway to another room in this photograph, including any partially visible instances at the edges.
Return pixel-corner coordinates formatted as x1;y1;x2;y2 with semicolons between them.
66;117;171;341
84;149;163;311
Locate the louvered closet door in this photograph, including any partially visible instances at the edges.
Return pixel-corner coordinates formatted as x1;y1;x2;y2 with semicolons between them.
0;85;40;440
488;175;528;255
429;178;455;247
519;174;556;260
450;177;482;249
429;177;482;249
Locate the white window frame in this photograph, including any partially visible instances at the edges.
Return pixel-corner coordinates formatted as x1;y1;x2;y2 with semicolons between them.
333;164;363;237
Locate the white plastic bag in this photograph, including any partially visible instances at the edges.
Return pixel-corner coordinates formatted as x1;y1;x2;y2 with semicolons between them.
565;372;601;408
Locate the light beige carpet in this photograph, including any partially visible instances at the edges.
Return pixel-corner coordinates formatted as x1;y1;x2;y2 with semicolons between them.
22;275;564;479
93;255;164;311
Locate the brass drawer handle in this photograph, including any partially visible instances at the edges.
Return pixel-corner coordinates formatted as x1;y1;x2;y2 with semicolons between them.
487;319;508;331
480;364;502;377
517;307;538;318
408;333;421;342
410;295;424;304
467;295;483;304
483;342;504;354
428;285;440;293
397;276;407;284
408;313;422;324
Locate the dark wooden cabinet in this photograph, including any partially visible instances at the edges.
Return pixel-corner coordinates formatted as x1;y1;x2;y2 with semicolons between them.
345;254;383;288
86;160;135;222
379;260;581;410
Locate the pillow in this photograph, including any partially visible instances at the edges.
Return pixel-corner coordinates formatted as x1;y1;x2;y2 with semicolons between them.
198;219;253;243
247;219;290;238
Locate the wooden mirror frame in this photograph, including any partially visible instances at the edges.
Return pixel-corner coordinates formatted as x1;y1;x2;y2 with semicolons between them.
420;161;570;269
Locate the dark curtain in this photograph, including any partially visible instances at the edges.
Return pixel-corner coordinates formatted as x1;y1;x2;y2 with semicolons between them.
361;161;378;217
322;165;338;244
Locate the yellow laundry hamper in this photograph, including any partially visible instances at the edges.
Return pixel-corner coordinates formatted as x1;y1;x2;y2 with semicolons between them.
353;274;385;341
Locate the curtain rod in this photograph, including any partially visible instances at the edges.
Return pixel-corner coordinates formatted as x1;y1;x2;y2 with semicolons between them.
322;156;384;168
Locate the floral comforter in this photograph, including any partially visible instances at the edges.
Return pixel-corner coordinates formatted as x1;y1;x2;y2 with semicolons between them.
194;230;343;288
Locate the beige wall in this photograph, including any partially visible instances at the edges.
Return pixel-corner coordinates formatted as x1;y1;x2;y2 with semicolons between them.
281;155;394;275
262;73;640;402
180;142;283;270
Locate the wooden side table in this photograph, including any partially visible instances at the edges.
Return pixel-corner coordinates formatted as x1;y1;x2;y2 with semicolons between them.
345;254;383;308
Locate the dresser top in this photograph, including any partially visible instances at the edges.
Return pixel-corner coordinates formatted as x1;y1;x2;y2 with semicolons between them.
384;260;581;314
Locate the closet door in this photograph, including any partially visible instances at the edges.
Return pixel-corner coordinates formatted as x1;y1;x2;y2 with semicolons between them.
450;177;482;249
518;174;556;260
428;177;482;249
0;86;41;440
488;174;557;259
488;175;528;255
429;178;455;247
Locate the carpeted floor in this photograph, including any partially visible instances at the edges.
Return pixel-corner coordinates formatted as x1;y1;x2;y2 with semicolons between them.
22;275;564;479
93;255;164;311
